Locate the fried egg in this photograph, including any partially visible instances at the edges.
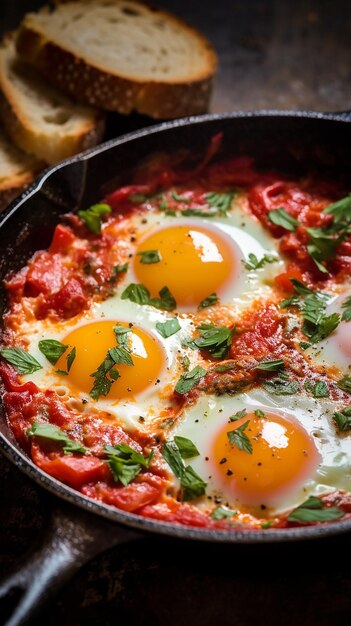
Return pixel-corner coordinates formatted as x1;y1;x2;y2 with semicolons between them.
172;388;351;516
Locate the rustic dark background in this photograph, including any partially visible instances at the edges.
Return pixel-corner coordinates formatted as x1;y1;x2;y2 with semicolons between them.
1;1;351;625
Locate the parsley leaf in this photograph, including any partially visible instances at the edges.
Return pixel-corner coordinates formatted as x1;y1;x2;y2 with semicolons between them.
0;347;42;375
280;279;337;344
243;253;278;271
104;443;152;486
262;378;299;395
89;326;133;400
121;283;176;311
137;250;161;264
206;191;235;216
78;203;111;234
198;293;219;310
304;380;330;398
175;365;207;395
268;208;300;232
287;496;344;523
108;264;129;283
333;406;351;432
173;436;200;459
255;359;285;372
162;440;206;501
227;420;253;454
38;340;68;365
26;421;86;454
189;323;235;359
156;318;181;338
341;295;351;322
337;374;351;393
66;347;76;372
171;191;190;203
323;193;351;223
229;409;247;421
210;506;236;520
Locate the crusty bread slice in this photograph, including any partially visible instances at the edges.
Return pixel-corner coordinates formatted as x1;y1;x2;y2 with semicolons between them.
16;0;217;119
0;126;43;212
0;33;105;165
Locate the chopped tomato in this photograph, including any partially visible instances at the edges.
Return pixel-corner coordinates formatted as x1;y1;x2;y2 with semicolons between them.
82;480;161;512
42;278;88;319
274;267;304;293
0;362;38;394
32;444;109;489
50;224;76;254
25;252;68;296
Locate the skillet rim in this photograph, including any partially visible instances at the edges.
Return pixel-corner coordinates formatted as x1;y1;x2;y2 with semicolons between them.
1;109;351;544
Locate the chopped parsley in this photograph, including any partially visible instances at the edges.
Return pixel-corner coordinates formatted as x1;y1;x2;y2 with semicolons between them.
104;443;153;486
189;323;235;359
287;496;344;523
304;379;329;398
121;283;176;311
173;436;200;459
66;347;76;372
341;296;351;322
243;253;278;271
255;359;285;372
163;440;206;501
0;347;42;375
38;339;68;365
227;420;252;454
262;377;299;395
337;374;351;393
89;325;133;400
333;406;351;432
268;207;300;232
155;318;181;338
280;279;338;343
108;264;129;283
198;292;219;310
137;249;161;264
229;409;247;421
26;421;86;455
78;203;111;234
210;506;236;520
206;191;235;215
175;365;207;395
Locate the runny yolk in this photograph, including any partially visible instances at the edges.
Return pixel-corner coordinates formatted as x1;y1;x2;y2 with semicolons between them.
212;412;320;505
133;224;238;308
56;320;165;399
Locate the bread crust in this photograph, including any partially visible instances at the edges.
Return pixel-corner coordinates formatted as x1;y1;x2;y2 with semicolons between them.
0;34;106;164
17;18;216;118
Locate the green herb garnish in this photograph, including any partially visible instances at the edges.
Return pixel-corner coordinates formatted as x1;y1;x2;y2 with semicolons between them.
268;208;300;232
121;283;176;311
163;440;206;501
104;443;152;486
38;340;68;365
1;347;42;375
255;359;285;372
210;506;236;520
175;365;207;395
78;203;111;234
333;406;351;432
26;421;86;454
137;250;161;264
189;323;235;360
173;436;200;459
155;318;181;339
243;253;278;271
198;293;219;310
287;496;344;523
227;420;253;454
304;379;330;398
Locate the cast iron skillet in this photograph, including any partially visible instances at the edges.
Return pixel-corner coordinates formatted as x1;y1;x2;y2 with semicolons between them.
0;111;350;625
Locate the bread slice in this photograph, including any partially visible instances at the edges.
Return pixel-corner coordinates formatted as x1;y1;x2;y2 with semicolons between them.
0;33;105;165
16;0;217;119
0;126;43;212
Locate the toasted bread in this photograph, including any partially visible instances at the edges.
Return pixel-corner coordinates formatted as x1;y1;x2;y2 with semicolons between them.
0;33;105;164
16;0;217;119
0;126;43;212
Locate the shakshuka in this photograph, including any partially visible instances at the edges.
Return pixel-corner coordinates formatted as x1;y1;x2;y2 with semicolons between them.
1;137;351;531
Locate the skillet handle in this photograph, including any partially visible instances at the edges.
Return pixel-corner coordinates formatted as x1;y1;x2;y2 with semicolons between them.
0;500;142;626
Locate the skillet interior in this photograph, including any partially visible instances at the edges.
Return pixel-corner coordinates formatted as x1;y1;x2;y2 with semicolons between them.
1;111;351;543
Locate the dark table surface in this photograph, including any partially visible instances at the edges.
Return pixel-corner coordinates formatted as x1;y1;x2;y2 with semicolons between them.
1;1;351;624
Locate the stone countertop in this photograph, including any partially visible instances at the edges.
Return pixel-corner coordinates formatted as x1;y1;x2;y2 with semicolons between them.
1;1;351;624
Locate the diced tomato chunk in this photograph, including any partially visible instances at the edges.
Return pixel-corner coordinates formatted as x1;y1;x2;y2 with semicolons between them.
82;480;161;512
0;363;39;394
274;267;304;293
25;252;67;296
46;278;88;318
50;224;76;254
32;444;109;489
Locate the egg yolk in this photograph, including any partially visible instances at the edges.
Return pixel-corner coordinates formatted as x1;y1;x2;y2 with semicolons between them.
212;412;320;505
133;224;238;308
57;320;164;399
